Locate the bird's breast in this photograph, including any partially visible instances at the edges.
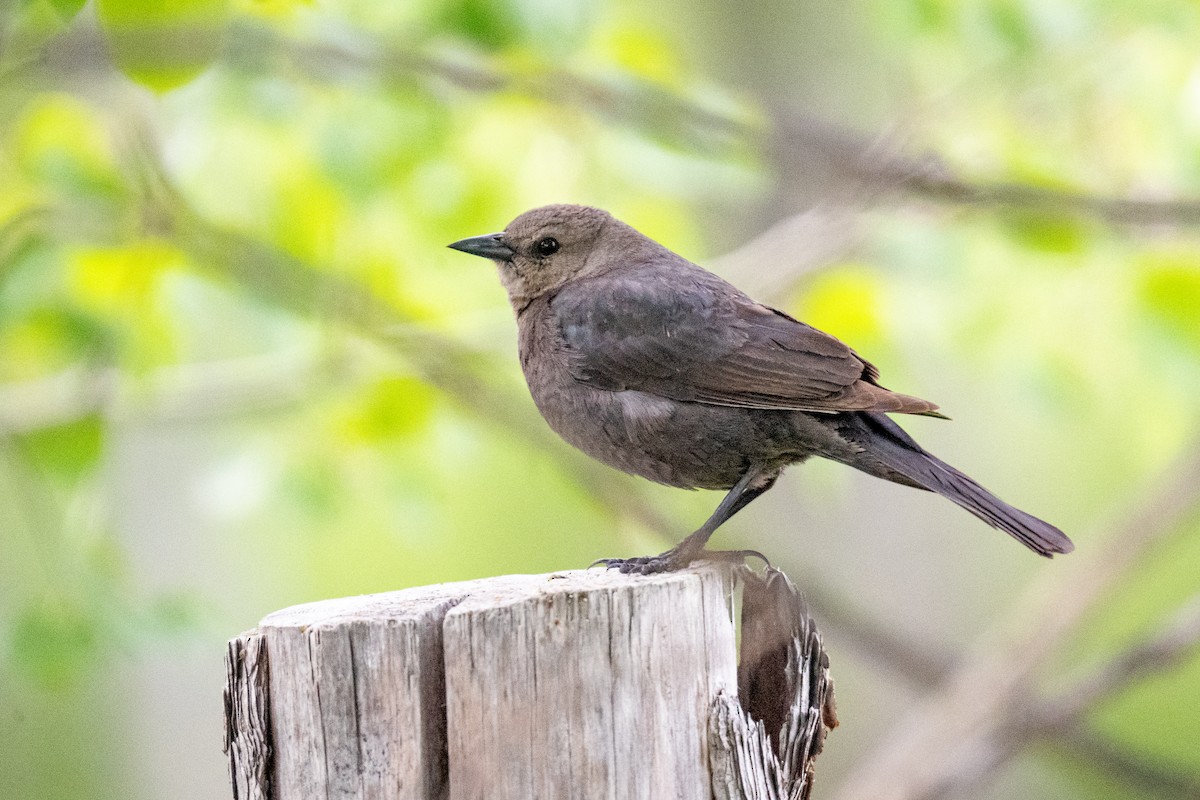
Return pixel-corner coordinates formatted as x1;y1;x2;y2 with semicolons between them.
517;310;672;481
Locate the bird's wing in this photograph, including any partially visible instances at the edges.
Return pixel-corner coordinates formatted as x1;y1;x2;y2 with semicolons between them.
552;271;940;415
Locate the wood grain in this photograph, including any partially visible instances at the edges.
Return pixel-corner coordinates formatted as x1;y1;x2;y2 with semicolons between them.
222;565;833;800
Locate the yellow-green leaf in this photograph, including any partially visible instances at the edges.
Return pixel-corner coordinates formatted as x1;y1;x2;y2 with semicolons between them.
95;0;231;92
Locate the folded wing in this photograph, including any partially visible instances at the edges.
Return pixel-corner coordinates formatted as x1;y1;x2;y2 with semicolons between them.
552;271;940;415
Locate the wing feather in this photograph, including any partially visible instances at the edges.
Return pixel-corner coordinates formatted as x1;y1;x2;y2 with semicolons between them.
552;270;939;415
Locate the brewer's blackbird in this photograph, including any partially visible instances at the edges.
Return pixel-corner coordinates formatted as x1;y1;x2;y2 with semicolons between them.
449;204;1073;573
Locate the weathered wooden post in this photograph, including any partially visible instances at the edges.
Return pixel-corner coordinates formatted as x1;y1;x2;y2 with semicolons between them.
224;565;835;800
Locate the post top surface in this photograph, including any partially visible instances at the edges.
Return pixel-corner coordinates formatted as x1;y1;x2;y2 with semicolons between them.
257;565;732;630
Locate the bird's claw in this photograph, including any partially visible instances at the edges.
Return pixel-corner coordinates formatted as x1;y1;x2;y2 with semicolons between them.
589;547;770;575
590;552;685;575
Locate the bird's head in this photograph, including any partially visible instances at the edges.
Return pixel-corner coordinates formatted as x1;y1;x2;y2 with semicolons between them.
449;204;646;307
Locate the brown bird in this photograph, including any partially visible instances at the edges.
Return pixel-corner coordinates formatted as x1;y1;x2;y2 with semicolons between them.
449;204;1074;573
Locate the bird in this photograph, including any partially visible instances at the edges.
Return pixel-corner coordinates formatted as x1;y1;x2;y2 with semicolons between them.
448;204;1074;573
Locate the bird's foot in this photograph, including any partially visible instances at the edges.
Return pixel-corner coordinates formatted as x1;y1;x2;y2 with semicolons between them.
591;547;770;576
590;549;689;575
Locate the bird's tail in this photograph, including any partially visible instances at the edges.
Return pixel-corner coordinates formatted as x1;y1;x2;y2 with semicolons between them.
846;413;1074;557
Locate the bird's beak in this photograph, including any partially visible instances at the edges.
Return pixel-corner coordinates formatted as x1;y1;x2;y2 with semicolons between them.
447;233;515;262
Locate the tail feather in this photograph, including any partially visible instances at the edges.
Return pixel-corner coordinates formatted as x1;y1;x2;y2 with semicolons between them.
850;414;1074;557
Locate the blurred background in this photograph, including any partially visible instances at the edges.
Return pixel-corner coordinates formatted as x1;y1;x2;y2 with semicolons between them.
2;0;1199;798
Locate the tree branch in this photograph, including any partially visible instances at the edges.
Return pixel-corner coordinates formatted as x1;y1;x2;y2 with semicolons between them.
707;205;863;300
1040;597;1200;729
832;440;1200;800
769;113;1200;227
790;568;1200;800
931;596;1200;799
1053;726;1200;799
13;18;1200;231
921;599;1200;800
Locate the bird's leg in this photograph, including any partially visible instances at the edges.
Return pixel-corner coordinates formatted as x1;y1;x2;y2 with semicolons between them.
594;466;778;575
674;468;777;558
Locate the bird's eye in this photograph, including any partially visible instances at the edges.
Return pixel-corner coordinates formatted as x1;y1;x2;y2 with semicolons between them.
536;237;560;256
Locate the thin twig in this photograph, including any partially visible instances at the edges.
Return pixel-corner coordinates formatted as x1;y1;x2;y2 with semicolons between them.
832;442;1200;800
931;597;1200;799
1039;596;1200;730
1053;727;1200;799
299;30;1200;228
907;173;1200;226
792;568;1200;800
12;19;1200;229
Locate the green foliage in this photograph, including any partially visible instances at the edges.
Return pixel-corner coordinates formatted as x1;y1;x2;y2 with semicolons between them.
1001;210;1089;255
10;600;98;692
16;415;104;483
95;0;232;91
1138;251;1200;352
1;0;1199;798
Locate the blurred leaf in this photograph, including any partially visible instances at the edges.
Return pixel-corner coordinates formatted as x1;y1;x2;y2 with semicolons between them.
144;591;203;634
9;601;99;691
338;376;436;442
438;0;523;50
95;0;231;91
231;0;311;19
281;459;342;522
910;0;948;33
53;240;183;371
603;26;684;86
71;240;175;301
986;0;1035;54
1001;209;1087;254
16;415;104;483
794;264;884;352
0;307;117;380
1138;255;1200;351
269;168;346;264
46;0;87;21
12;94;124;199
